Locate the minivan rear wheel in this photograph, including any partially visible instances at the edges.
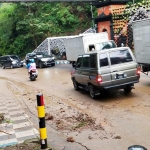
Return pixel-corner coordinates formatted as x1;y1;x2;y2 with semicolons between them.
89;84;97;99
124;86;132;93
73;78;79;91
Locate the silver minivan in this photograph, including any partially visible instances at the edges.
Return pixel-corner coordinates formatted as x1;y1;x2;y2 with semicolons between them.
71;47;140;99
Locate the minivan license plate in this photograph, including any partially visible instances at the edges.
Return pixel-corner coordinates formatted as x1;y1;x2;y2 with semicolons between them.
115;74;125;79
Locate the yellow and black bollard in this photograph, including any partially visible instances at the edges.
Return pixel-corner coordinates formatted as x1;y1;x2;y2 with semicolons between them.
37;93;47;149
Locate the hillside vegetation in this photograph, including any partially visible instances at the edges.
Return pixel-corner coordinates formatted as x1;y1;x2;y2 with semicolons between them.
0;0;143;58
0;2;93;57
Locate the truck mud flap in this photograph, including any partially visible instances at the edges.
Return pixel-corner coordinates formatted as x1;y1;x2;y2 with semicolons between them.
141;65;150;75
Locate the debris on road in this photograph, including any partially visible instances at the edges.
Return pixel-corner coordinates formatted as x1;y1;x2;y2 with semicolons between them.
113;135;121;139
0;113;4;123
45;113;53;120
67;137;75;142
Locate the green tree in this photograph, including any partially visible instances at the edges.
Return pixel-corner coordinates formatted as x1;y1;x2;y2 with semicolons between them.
0;2;93;58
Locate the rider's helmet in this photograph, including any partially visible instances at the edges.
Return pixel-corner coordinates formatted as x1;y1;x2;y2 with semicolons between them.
30;59;34;63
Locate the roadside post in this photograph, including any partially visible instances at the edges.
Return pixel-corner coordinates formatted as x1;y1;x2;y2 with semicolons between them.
37;93;47;149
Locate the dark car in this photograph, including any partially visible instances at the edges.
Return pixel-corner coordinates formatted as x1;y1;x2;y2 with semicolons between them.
25;52;55;68
25;53;36;64
0;55;23;69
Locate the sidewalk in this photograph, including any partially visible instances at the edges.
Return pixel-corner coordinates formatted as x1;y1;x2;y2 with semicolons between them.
0;79;87;150
0;80;39;148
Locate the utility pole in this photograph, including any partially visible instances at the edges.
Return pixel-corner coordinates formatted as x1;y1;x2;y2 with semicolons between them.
90;1;95;29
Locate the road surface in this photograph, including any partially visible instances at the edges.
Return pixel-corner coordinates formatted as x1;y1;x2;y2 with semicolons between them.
0;64;150;150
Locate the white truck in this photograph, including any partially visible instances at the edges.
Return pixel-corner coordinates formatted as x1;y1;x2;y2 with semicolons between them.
63;32;117;66
132;18;150;75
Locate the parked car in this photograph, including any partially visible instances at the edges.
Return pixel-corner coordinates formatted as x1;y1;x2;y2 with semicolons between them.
25;53;36;64
71;47;140;99
0;55;23;69
25;52;55;68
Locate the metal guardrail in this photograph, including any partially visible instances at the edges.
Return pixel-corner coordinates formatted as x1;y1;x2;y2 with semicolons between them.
55;60;70;64
23;60;70;66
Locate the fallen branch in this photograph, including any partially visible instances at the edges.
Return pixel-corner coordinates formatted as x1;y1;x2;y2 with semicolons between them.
0;130;12;135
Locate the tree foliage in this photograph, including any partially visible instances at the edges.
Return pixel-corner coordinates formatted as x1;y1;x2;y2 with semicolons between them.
0;2;92;58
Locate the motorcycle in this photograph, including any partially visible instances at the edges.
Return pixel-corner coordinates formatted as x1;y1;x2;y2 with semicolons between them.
29;69;38;81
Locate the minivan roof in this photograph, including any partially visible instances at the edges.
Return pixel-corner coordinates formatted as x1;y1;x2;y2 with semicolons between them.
78;47;130;56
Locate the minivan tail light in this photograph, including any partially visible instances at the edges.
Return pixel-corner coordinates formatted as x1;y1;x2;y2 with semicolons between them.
97;75;102;82
136;67;141;76
71;70;75;76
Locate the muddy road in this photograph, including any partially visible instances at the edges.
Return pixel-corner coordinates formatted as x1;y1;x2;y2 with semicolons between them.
0;64;150;150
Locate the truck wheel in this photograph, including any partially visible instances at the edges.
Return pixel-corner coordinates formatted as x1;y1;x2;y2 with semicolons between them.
73;78;79;91
89;84;97;99
38;62;43;68
124;86;132;93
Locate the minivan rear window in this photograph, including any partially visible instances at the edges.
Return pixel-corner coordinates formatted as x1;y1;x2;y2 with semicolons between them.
109;49;133;65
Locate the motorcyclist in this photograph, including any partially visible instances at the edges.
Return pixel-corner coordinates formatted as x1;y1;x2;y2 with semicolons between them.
26;59;38;76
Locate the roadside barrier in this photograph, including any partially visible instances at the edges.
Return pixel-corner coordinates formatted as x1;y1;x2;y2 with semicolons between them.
23;60;70;66
55;60;70;64
37;94;47;149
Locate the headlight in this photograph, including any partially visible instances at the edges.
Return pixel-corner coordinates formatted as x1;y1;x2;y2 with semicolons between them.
12;61;17;64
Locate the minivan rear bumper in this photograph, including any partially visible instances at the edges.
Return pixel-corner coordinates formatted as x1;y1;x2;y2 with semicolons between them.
102;80;139;90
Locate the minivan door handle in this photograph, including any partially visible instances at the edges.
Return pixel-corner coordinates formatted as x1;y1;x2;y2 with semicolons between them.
113;70;117;72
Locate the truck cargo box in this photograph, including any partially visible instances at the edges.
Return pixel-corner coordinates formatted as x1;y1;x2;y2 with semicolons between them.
132;18;150;65
64;32;109;62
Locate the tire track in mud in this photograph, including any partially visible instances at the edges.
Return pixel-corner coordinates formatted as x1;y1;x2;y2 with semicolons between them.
0;77;120;143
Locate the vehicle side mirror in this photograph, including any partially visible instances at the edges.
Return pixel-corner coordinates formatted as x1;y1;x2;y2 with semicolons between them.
76;63;81;68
